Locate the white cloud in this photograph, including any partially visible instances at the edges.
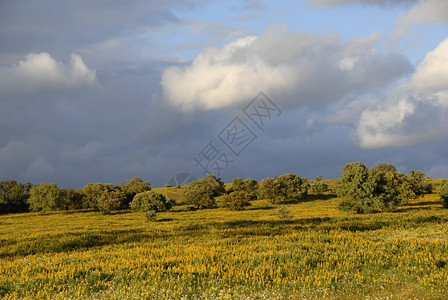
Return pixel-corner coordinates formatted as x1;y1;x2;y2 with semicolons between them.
161;25;411;111
356;38;448;148
410;38;448;92
0;52;96;96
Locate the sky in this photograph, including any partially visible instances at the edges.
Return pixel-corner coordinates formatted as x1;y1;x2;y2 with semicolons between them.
1;0;448;188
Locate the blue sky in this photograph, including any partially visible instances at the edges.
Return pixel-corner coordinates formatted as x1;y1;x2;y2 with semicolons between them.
1;0;448;187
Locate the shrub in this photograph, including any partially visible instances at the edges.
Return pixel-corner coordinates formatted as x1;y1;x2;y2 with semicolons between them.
439;181;448;208
144;210;157;222
258;174;309;204
407;170;432;197
81;183;115;210
117;177;151;208
0;181;32;214
277;205;292;220
183;175;225;209
27;183;62;214
97;190;126;214
335;162;410;213
309;176;328;195
257;177;277;202
60;188;84;210
130;191;171;213
222;191;251;211
231;178;258;200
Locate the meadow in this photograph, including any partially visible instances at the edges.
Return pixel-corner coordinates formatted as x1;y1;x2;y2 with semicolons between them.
1;181;448;299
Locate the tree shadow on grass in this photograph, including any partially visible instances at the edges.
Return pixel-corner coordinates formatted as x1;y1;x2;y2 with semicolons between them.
157;218;174;222
0;229;159;258
304;193;337;202
245;205;275;211
269;194;337;205
406;200;440;207
393;206;435;213
393;199;441;213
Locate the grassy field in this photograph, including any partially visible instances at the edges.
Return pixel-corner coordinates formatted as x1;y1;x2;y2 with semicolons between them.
1;181;448;299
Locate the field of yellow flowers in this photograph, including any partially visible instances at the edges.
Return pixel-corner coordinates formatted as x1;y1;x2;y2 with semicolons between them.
1;183;448;299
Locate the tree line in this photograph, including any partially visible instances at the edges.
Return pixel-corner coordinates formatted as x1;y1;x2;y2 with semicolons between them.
0;177;158;215
1;162;447;218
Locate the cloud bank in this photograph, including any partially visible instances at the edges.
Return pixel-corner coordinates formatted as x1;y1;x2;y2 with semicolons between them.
162;25;411;111
0;52;95;95
397;0;448;25
356;38;448;148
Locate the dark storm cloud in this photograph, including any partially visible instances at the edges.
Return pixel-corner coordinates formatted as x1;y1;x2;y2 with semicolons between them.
0;55;224;187
0;0;207;61
2;0;448;189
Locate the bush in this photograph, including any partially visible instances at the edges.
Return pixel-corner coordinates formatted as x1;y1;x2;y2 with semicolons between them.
335;162;410;213
222;191;251;210
144;210;157;222
81;183;115;210
439;181;448;208
277;205;292;220
130;191;171;213
309;176;328;195
231;178;258;200
407;170;432;197
0;181;32;214
183;174;225;209
60;188;84;210
117;177;151;208
27;183;62;213
97;190;126;214
258;174;309;204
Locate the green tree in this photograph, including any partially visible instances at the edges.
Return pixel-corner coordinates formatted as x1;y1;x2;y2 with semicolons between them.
183;174;225;209
336;162;409;213
258;174;309;204
257;177;277;202
130;191;171;221
439;181;448;208
81;183;114;209
97;190;126;214
117;177;151;207
309;176;328;195
222;191;251;211
231;178;244;192
407;170;432;197
376;169;410;210
231;178;258;200
372;163;397;173
60;188;84;210
27;183;62;213
279;174;309;202
0;181;32;213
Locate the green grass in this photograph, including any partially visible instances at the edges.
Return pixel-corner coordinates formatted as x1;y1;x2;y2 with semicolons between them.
0;183;448;299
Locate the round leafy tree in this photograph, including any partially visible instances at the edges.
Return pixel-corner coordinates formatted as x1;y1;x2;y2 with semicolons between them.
335;162;410;213
130;191;171;213
97;190;126;214
182;174;225;209
27;183;62;214
439;181;448;208
309;176;328;195
222;191;251;211
258;174;309;204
